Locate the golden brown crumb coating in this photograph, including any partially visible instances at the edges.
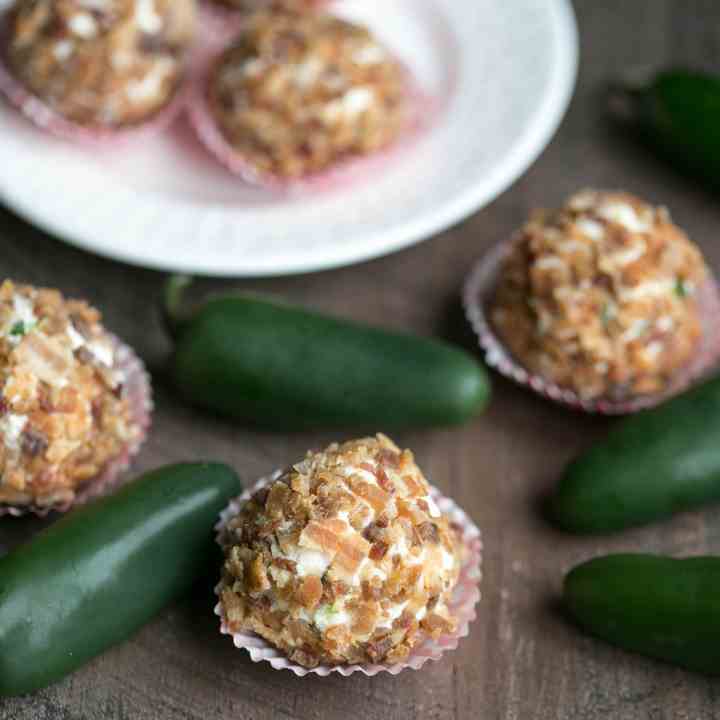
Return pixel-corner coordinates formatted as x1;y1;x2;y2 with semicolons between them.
207;6;407;179
0;281;139;508
491;190;709;399
6;0;195;127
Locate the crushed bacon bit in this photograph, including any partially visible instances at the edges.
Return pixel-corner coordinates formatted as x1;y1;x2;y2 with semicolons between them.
347;475;390;513
299;518;347;553
75;347;94;365
271;557;297;573
416;522;440;544
247;554;271;593
288;620;317;645
398;449;415;471
365;636;394;663
378;448;400;468
397;497;427;525
331;581;349;598
331;532;371;576
256;518;283;538
376;466;395;494
266;481;293;517
349;503;372;531
69;314;91;338
421;613;456;638
361;579;383;601
290;472;310;495
393;610;416;631
416;498;436;516
289;647;320;669
21;428;49;458
352;601;380;636
369;541;389;561
363;521;384;543
260;606;284;632
401;473;426;497
38;392;54;413
296;575;323;610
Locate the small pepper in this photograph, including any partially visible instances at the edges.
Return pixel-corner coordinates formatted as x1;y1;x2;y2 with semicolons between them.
609;67;720;190
162;277;490;430
565;554;720;675
0;462;241;696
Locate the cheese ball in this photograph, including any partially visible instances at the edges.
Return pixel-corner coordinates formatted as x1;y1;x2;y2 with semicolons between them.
491;190;709;400
218;434;461;668
206;7;407;179
5;0;195;127
0;281;140;509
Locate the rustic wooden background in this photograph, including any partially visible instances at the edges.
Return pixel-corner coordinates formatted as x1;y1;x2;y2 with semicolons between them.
3;1;720;718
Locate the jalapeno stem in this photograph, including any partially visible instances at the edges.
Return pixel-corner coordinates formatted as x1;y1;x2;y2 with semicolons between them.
162;275;193;340
607;66;655;124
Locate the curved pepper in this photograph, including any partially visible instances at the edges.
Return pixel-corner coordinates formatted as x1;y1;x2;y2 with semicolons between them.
0;462;241;696
164;277;490;430
565;553;720;675
551;375;720;533
610;68;720;190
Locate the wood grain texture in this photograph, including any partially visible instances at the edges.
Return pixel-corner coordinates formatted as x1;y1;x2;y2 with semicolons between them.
3;1;720;717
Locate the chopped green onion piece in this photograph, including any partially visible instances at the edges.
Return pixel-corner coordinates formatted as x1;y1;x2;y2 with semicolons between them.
601;303;615;327
8;319;37;338
675;278;691;298
9;321;26;337
315;603;341;624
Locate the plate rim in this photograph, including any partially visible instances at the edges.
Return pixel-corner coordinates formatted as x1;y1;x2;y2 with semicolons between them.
0;0;579;278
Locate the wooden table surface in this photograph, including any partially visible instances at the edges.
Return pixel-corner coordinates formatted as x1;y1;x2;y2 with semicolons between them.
3;1;720;718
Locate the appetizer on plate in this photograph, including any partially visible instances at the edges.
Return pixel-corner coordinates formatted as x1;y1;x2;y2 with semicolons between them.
190;5;419;188
1;0;195;139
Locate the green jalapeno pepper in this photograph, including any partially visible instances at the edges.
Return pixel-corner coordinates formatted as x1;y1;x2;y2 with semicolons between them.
0;462;241;696
610;68;720;190
551;376;720;533
164;278;490;430
565;553;720;675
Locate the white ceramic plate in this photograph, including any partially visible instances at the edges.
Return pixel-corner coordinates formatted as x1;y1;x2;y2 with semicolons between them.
0;0;578;277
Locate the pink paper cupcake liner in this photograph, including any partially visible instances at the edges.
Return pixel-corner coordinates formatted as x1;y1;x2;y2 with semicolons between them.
214;471;483;677
201;0;329;30
196;4;248;48
0;336;153;518
187;36;436;193
463;238;720;415
0;19;188;147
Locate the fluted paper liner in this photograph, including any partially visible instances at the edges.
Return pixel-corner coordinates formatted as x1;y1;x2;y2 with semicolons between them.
214;471;482;677
463;238;720;415
0;336;153;518
201;1;329;30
